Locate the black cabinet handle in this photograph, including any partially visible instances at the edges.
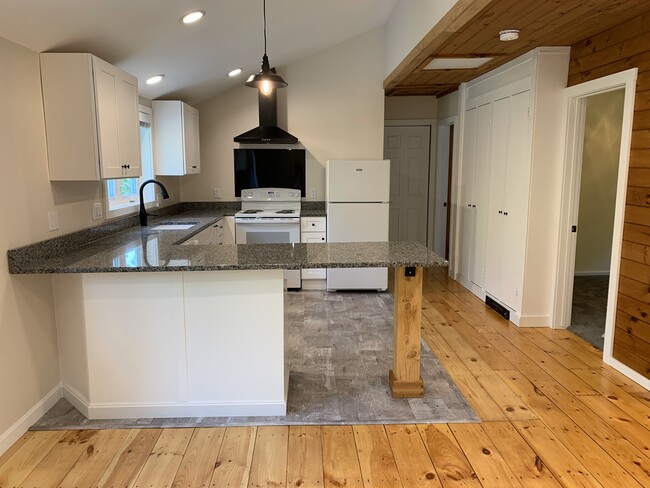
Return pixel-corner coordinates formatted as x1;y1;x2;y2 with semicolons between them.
504;211;508;216
472;204;476;208
498;210;502;214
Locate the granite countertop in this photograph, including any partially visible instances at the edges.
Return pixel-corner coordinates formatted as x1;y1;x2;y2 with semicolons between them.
8;206;446;274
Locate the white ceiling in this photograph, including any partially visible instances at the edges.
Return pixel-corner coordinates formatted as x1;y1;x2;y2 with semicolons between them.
0;0;398;105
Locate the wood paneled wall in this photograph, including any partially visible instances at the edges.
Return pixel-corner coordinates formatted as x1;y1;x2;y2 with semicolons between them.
568;14;650;379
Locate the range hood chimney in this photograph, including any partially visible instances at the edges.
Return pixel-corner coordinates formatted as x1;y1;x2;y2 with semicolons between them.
234;91;298;144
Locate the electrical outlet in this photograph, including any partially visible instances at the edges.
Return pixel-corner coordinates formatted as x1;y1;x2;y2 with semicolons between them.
213;187;222;199
92;202;102;220
310;188;317;198
48;211;59;231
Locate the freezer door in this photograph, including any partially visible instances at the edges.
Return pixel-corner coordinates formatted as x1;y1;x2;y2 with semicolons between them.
326;160;390;202
326;203;389;242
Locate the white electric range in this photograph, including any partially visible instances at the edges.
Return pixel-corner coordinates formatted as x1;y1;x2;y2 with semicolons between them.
235;188;302;288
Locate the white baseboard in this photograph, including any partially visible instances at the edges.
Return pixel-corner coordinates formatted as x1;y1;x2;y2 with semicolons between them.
518;314;552;327
574;271;610;277
87;401;287;419
0;383;62;456
62;385;90;418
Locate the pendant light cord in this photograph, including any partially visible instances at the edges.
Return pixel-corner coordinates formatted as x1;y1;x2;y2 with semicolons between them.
263;0;267;56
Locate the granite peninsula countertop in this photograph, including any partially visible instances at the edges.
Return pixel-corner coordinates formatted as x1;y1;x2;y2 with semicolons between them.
8;207;445;274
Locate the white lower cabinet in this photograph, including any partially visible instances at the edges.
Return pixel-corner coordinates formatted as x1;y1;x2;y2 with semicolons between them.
301;217;326;281
456;47;570;326
53;270;287;418
181;217;235;246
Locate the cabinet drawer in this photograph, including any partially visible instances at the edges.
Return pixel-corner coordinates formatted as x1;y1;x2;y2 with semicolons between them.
301;217;326;232
301;232;326;243
302;268;326;280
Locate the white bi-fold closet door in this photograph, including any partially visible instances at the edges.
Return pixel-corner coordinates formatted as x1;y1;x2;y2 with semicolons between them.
459;103;492;290
484;90;532;311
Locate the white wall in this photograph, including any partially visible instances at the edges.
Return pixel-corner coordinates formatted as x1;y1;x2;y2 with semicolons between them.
575;89;624;275
183;27;386;202
437;91;459;120
385;96;437;120
0;36;180;453
385;0;457;78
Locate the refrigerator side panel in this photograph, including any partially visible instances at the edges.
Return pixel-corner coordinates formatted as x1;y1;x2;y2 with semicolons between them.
326;160;390;202
326;203;389;242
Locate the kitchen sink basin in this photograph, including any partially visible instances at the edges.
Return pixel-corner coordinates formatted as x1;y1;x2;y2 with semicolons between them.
151;223;197;230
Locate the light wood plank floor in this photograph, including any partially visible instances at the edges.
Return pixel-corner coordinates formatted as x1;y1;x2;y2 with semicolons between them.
1;268;649;488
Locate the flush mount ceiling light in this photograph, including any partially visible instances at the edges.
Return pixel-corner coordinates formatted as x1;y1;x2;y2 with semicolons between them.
145;74;165;85
499;29;520;41
229;68;243;78
424;57;493;70
180;10;206;24
245;0;287;95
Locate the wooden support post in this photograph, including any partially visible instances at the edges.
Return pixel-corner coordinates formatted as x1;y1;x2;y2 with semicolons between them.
389;266;424;398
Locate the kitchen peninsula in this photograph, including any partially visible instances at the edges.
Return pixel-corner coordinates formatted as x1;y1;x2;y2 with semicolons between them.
8;210;445;419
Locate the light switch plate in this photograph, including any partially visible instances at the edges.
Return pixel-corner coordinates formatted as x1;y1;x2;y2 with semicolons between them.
213;187;222;199
310;188;317;198
48;210;59;231
92;202;102;220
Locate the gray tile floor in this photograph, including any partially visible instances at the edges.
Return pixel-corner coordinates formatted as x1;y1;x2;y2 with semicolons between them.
569;275;609;350
31;291;478;430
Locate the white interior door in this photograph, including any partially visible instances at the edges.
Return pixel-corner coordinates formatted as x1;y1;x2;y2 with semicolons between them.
384;126;430;245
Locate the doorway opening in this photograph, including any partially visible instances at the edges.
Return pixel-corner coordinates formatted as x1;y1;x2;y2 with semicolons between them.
569;89;625;350
434;118;456;260
554;69;637;365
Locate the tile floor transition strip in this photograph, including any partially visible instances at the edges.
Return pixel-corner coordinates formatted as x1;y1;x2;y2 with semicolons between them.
30;291;478;429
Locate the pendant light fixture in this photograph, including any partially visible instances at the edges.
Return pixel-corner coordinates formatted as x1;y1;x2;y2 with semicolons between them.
245;0;287;95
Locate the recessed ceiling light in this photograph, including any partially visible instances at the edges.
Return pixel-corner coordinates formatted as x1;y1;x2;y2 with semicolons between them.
424;58;493;70
180;10;206;24
499;29;520;41
228;68;243;78
146;74;165;85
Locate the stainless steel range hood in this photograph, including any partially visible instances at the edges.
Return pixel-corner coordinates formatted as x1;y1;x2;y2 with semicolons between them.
234;91;298;144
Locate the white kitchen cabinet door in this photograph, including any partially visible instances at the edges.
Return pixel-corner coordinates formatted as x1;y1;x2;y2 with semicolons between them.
301;220;326;280
41;53;141;181
183;104;201;174
93;57;141;179
153;101;201;176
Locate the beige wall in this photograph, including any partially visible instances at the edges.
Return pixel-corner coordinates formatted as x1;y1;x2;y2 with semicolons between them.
384;96;437;120
183;27;386;202
437;91;459;120
0;36;180;450
575;89;625;275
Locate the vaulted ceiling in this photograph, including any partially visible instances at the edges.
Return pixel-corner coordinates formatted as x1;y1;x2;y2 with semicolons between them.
385;0;650;97
0;0;397;105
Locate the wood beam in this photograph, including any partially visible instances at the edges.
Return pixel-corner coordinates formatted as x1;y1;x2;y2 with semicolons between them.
390;267;425;397
383;0;494;93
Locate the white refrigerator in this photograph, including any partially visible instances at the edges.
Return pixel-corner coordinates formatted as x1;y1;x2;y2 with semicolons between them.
326;159;390;290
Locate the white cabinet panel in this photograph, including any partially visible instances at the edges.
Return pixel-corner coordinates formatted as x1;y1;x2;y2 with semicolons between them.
152;101;201;176
41;53;141;181
458;107;476;282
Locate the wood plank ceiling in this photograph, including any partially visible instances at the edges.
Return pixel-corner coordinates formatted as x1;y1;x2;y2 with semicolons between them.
385;0;650;97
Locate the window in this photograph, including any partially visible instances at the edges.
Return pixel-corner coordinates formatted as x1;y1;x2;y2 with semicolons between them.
104;105;155;218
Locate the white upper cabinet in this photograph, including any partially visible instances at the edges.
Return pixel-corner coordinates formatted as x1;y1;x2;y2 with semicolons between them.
152;101;201;176
40;53;141;180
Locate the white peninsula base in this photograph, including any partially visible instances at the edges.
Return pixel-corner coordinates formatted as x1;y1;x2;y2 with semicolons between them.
53;270;288;419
